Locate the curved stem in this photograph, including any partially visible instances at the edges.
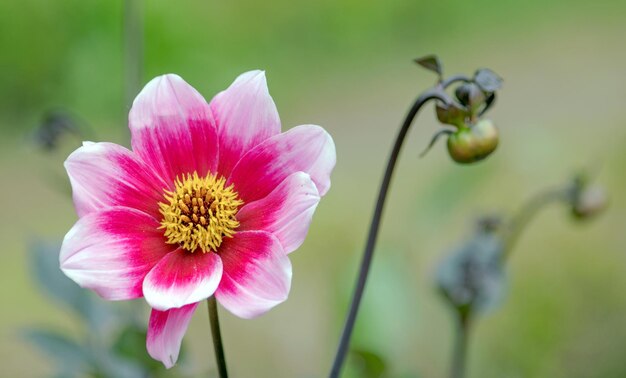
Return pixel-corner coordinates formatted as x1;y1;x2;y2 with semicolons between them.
442;74;471;88
450;314;471;378
501;187;570;261
329;85;453;377
207;297;228;378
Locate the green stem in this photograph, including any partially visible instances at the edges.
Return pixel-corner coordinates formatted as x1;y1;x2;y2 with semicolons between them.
329;75;470;378
207;297;228;378
450;313;471;378
501;187;570;261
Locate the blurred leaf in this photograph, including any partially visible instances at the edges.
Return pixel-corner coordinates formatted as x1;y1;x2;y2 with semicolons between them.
414;55;443;77
113;326;162;371
474;68;503;92
347;349;387;378
28;239;114;332
23;328;92;377
436;230;507;315
95;351;149;378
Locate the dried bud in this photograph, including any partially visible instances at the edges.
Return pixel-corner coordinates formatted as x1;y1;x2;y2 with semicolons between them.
572;185;608;219
447;119;499;164
455;83;486;113
437;231;506;316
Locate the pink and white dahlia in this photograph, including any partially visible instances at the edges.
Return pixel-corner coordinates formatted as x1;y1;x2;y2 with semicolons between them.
59;71;336;368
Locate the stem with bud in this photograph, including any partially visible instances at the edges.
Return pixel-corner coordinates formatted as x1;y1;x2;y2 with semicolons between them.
329;76;469;377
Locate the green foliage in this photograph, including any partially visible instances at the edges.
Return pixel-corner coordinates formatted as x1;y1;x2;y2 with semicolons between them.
24;239;193;378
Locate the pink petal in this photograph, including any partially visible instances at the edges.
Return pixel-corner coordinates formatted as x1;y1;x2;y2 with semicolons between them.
65;142;168;218
129;74;219;184
215;231;291;319
143;249;223;311
60;207;171;300
147;302;198;369
228;125;335;204
238;172;320;254
209;70;281;175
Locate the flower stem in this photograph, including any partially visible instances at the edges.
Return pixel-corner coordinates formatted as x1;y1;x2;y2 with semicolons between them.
501;187;569;261
329;76;467;377
450;313;471;378
446;185;570;378
207;296;228;378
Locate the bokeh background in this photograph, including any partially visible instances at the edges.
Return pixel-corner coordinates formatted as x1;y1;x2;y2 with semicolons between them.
1;0;625;377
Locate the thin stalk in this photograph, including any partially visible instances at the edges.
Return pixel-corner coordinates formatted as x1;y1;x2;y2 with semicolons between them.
501;187;570;261
329;78;463;377
207;297;228;378
450;314;471;378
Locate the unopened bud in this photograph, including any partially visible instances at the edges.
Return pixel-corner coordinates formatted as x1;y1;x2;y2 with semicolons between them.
572;185;608;219
447;119;499;164
455;83;486;113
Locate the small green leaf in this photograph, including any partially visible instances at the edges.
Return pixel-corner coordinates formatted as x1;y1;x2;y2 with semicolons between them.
419;129;454;158
436;102;467;127
414;55;443;77
474;68;503;92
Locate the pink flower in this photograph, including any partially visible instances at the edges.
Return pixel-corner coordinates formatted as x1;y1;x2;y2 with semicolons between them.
59;71;336;368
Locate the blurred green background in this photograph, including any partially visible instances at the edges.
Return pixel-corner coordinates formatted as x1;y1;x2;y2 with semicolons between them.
1;0;625;376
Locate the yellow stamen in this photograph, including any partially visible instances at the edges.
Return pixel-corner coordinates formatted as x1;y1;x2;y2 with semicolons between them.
159;172;244;253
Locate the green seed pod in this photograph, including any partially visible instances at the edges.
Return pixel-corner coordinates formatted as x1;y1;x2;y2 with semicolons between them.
472;119;499;156
447;128;476;163
446;119;499;164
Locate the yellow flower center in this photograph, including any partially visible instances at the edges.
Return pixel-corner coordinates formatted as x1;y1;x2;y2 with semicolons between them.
159;172;244;253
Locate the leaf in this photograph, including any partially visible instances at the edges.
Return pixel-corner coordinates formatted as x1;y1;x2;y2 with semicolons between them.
414;55;443;77
96;351;149;378
28;238;114;332
348;349;387;378
23;328;93;376
29;239;89;313
113;326;164;371
435;102;467;127
474;68;503;92
419;129;454;158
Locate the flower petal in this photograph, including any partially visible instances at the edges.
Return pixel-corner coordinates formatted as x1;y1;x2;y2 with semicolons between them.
228;125;335;204
238;172;320;254
60;207;171;300
147;302;198;369
65;142;168;218
215;231;291;319
143;249;223;311
129;74;219;184
209;70;281;175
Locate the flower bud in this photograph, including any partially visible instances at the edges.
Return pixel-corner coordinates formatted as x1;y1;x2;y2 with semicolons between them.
455;83;486;113
572;185;608;219
447;119;499;164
